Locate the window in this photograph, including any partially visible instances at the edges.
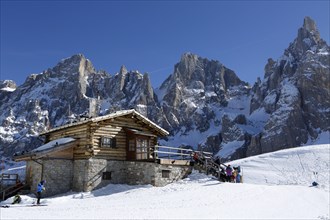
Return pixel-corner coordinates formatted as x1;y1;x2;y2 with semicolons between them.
101;137;116;148
136;138;149;160
102;172;111;180
162;170;170;178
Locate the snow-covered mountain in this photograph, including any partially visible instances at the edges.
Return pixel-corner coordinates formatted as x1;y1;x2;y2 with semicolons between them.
155;52;250;152
246;16;330;157
0;17;329;160
1;144;329;219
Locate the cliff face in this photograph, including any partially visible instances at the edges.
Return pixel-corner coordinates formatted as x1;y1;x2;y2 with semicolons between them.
156;52;249;133
0;17;329;160
247;16;330;156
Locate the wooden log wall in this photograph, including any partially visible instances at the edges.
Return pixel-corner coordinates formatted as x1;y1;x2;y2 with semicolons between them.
46;123;91;160
91;115;158;160
45;114;161;160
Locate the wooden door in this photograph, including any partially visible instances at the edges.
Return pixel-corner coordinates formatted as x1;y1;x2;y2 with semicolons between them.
127;137;136;160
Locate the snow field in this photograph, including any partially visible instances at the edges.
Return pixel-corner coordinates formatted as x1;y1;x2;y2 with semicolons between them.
0;144;329;219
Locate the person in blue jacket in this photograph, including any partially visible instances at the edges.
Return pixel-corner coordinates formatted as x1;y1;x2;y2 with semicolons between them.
36;180;46;205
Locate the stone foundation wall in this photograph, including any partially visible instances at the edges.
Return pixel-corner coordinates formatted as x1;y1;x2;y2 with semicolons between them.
27;159;73;197
73;159;193;192
26;161;42;195
27;158;192;196
85;158;107;192
42;159;73;197
72;160;88;192
154;164;192;187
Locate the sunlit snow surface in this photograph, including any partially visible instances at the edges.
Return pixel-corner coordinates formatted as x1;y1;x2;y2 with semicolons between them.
0;144;329;220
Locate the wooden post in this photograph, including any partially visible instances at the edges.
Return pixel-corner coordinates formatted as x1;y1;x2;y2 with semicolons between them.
0;160;4;174
154;145;158;159
205;153;208;175
1;173;3;201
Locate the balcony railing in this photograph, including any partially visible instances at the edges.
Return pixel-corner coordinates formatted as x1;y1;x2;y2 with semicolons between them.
154;145;213;160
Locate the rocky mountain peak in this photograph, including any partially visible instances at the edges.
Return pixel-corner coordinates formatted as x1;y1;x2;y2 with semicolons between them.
174;52;245;88
119;65;128;75
298;16;321;43
180;52;199;63
175;52;200;81
56;53;95;74
247;17;329;158
0;80;17;90
303;16;319;35
0;80;17;108
56;54;85;70
287;16;325;58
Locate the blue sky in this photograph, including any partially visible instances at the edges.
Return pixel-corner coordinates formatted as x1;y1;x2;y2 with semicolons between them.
1;1;329;88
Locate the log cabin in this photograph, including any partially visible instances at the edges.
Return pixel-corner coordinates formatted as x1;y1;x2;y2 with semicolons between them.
14;109;192;197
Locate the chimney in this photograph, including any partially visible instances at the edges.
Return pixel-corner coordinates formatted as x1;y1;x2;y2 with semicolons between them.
89;99;97;118
89;94;101;118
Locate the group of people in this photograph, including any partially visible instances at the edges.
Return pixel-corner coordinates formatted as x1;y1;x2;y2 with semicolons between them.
192;152;242;183
224;164;241;183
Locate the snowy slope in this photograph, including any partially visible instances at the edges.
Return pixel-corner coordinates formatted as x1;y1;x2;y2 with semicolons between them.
229;144;330;190
0;144;329;219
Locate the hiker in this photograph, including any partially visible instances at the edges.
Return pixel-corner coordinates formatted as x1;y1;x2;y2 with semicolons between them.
236;172;241;183
234;166;241;183
36;180;46;205
12;193;22;204
232;168;238;182
193;152;199;162
219;167;227;182
193;152;204;165
225;164;233;182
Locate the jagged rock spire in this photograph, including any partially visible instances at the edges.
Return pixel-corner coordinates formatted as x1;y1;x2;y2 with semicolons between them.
303;16;318;33
248;16;329;158
285;16;324;59
300;16;321;42
119;65;128;75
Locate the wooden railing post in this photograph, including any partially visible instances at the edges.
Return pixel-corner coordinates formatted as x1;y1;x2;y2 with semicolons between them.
154;145;157;159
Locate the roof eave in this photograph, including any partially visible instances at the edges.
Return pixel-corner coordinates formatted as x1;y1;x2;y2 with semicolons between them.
13;139;78;161
13;153;36;162
39;109;169;137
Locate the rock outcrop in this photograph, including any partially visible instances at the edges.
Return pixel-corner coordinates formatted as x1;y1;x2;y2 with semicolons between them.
247;16;329;156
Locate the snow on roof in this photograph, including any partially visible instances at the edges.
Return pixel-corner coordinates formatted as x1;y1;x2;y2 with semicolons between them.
32;137;76;152
40;109;169;136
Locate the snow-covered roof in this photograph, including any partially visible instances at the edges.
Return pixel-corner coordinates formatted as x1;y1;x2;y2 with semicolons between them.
40;109;169;136
14;137;77;161
32;137;76;152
